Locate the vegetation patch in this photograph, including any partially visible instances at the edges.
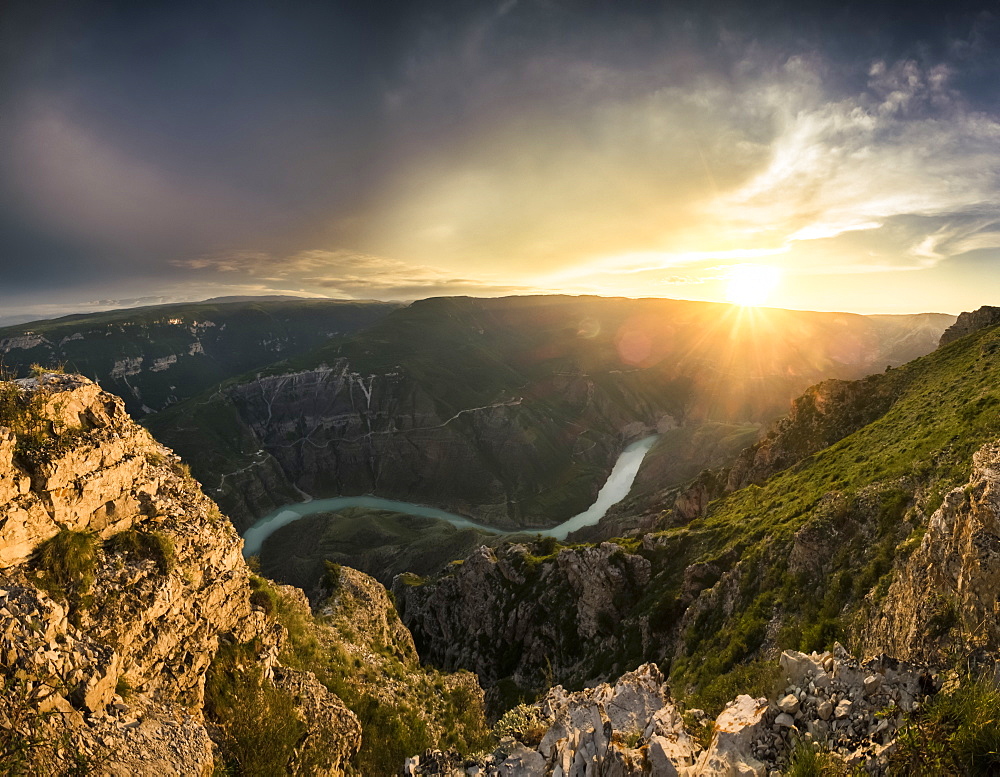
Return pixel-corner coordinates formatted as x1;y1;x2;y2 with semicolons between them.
0;380;87;466
105;529;175;574
32;530;99;622
204;640;306;776
269;583;491;774
889;672;1000;776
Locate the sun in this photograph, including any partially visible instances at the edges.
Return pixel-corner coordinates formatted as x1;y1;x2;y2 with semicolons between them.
725;264;782;307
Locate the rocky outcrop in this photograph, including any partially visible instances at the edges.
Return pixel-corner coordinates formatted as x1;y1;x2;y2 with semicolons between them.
863;440;1000;662
727;374;898;492
0;375;362;773
732;647;930;775
394;542;652;707
410;648;935;776
939;305;1000;346
272;667;363;773
408;664;699;776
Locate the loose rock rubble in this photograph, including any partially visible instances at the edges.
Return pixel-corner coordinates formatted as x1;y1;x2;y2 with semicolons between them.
746;645;932;774
407;646;937;776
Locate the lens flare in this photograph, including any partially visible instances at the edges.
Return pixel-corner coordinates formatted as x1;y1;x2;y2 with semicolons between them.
725;264;782;307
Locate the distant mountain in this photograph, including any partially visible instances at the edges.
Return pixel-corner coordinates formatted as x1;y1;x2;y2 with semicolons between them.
146;295;954;531
0;298;400;416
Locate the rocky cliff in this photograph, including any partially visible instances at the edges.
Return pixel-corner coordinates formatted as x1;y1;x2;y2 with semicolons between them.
0;374;489;775
151;360;677;532
407;648;939;776
863;439;1000;663
938;305;1000;346
393;541;655;711
0;298;397;416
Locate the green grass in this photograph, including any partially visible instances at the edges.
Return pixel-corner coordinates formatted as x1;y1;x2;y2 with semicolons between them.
633;322;1000;701
204;641;306;776
32;530;99;621
105;529;175;574
267;583;491;774
889;673;1000;775
787;739;848;776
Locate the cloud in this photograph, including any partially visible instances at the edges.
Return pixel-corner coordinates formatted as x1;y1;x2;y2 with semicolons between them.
1;98;268;253
173;249;539;299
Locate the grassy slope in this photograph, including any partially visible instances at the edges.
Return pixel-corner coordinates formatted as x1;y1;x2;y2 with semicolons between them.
636;321;1000;709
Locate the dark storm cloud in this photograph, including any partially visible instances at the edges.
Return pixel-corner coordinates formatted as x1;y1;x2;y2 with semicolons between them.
2;0;1000;315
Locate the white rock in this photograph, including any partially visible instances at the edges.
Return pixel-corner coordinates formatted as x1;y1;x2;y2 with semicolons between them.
695;695;769;776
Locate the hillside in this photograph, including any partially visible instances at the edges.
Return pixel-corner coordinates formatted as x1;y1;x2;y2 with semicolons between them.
146;295;954;532
0;298;399;416
394;308;1000;762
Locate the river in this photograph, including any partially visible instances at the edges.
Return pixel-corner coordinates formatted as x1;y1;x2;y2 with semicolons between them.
241;434;658;556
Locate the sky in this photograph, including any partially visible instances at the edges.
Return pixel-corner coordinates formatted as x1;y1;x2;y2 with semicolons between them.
3;0;1000;322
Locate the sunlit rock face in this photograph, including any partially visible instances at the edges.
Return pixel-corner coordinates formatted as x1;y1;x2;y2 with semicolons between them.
864;439;1000;663
407;648;935;776
939;305;1000;347
0;374;361;774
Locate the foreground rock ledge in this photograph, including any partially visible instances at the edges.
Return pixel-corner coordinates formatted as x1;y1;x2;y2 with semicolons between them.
407;646;936;776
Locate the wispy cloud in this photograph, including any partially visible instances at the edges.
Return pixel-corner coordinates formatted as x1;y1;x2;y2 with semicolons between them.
173;249;538;299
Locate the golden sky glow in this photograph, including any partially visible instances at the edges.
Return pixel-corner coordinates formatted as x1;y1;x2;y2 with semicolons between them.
725;265;783;307
5;2;1000;320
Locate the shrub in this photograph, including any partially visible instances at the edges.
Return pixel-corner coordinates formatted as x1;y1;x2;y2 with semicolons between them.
493;703;547;746
204;642;305;776
787;738;846;776
889;672;1000;776
321;561;342;595
248;575;279;618
106;529;175;574
33;530;99;619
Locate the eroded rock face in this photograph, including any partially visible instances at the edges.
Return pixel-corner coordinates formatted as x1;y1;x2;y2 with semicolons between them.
864;440;1000;662
273;667;363;775
0;375;362;773
726;375;897;493
410;664;699;777
394;542;652;705
0;374;159;566
212;363;669;531
939;305;1000;346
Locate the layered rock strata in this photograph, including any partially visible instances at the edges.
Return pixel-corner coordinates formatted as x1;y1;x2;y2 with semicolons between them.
0;374;361;774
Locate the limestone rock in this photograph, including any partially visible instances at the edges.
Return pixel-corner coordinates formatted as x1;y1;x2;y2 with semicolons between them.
0;376;360;774
863;440;1000;662
273;667;362;775
695;695;768;776
394;542;652;706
